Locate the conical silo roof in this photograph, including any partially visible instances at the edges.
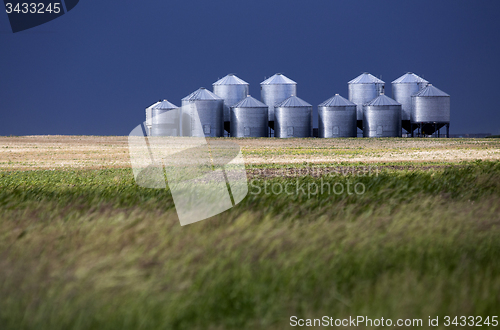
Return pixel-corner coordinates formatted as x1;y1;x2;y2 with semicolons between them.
146;101;161;109
213;74;249;86
276;95;312;107
182;87;223;101
151;99;178;110
232;95;267;108
261;73;296;85
182;90;196;101
365;94;401;106
392;72;429;84
348;72;384;84
319;94;356;107
413;85;450;97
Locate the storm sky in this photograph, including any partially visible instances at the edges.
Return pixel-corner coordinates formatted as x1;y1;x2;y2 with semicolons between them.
1;0;499;135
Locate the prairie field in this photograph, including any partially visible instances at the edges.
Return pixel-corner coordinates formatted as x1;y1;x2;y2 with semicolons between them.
0;136;500;329
1;135;499;170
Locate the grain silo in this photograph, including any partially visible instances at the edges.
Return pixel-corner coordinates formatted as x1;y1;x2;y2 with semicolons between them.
274;96;312;138
230;96;268;138
411;84;450;137
392;72;429;133
260;73;297;131
363;94;402;137
181;88;224;137
145;100;161;136
318;94;357;138
213;74;249;135
348;73;385;128
150;100;180;137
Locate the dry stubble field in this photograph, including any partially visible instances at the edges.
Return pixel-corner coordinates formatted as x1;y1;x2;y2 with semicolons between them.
0;135;499;171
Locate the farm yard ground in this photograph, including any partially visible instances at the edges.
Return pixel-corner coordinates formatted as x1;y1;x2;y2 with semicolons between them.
0;136;499;330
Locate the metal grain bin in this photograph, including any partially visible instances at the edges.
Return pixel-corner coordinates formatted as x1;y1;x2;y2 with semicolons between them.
260;73;297;123
392;72;429;121
213;74;249;124
411;85;450;123
230;96;268;138
145;100;161;136
348;73;385;121
274;96;312;138
318;94;357;138
150;100;180;136
181;88;224;137
363;94;402;137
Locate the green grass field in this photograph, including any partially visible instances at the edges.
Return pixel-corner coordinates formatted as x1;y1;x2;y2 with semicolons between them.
1;159;499;329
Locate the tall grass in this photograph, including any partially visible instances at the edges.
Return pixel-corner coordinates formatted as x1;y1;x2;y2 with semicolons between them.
0;161;499;329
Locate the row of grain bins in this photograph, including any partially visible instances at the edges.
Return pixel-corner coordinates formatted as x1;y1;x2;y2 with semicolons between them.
144;72;450;138
349;72;450;137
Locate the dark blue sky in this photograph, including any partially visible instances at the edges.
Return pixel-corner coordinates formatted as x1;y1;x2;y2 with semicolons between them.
1;0;499;135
